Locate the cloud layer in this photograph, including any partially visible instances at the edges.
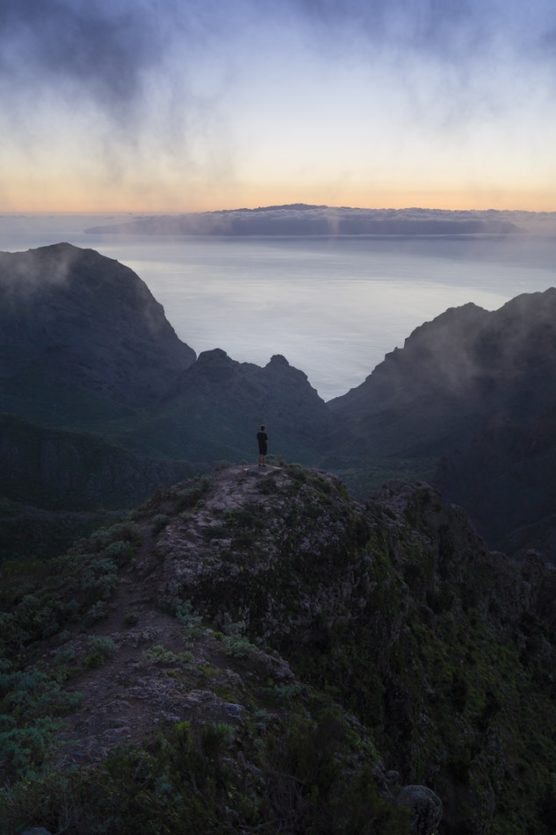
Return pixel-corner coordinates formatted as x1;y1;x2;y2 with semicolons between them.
1;0;555;210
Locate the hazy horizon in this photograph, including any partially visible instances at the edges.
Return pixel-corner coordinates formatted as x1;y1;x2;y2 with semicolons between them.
2;214;554;400
3;202;556;216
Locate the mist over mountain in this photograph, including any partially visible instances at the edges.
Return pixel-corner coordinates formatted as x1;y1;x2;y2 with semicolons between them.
330;288;556;562
86;204;531;237
0;243;196;429
1;241;555;833
3;241;556;568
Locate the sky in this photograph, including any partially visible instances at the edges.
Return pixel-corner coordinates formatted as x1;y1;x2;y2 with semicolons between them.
1;0;556;213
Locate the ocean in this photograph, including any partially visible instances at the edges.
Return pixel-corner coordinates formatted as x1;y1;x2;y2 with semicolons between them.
1;214;555;399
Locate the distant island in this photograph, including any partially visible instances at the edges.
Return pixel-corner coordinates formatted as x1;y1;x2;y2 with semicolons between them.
85;203;556;237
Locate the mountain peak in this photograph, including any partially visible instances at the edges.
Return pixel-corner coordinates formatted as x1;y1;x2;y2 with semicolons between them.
0;244;196;420
196;348;233;364
267;353;290;367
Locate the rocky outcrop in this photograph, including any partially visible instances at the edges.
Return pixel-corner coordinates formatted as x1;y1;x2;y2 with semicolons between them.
122;349;337;463
397;785;443;835
1;465;552;834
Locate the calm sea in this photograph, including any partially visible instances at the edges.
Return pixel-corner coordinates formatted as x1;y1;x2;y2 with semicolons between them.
1;214;555;399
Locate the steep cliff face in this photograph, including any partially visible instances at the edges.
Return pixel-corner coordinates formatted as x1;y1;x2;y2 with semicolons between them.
0;243;196;428
0;244;337;468
330;289;556;456
329;288;556;563
1;466;553;834
328;302;490;456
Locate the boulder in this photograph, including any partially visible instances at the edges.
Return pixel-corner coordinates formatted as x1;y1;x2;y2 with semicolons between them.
397;785;443;835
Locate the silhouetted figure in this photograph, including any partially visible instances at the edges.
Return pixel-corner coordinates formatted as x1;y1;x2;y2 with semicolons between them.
257;424;268;466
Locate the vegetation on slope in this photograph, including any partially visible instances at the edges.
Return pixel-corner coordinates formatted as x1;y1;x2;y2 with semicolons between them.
0;465;553;834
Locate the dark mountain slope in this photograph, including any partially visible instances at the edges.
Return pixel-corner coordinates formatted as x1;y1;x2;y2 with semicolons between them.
329;288;556;561
122;349;338;463
330;288;556;452
0;244;335;467
0;465;553;834
0;413;195;512
329;302;491;456
0;243;196;429
435;412;556;564
0;413;198;561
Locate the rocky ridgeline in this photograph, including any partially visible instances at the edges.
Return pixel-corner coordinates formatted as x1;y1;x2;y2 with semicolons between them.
1;465;553;834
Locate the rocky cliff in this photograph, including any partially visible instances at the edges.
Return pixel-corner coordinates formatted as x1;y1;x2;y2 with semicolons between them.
0;244;337;469
1;465;553;834
329;288;556;563
0;243;196;429
122;349;338;463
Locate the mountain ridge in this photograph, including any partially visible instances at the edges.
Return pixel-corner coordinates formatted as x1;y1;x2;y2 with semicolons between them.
3;242;556;565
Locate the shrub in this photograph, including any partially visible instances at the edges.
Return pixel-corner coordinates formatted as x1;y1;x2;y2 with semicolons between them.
201;722;236;758
84;600;108;626
144;645;180;665
79;558;118;600
222;635;257;658
0;718;60;782
83;636;116;669
101;540;136;565
175;601;203;637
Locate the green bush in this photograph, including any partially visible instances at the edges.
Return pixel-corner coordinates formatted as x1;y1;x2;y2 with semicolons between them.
175;601;203;637
83;636;116;669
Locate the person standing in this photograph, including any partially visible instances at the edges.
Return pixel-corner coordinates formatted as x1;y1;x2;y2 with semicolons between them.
257;424;268;466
